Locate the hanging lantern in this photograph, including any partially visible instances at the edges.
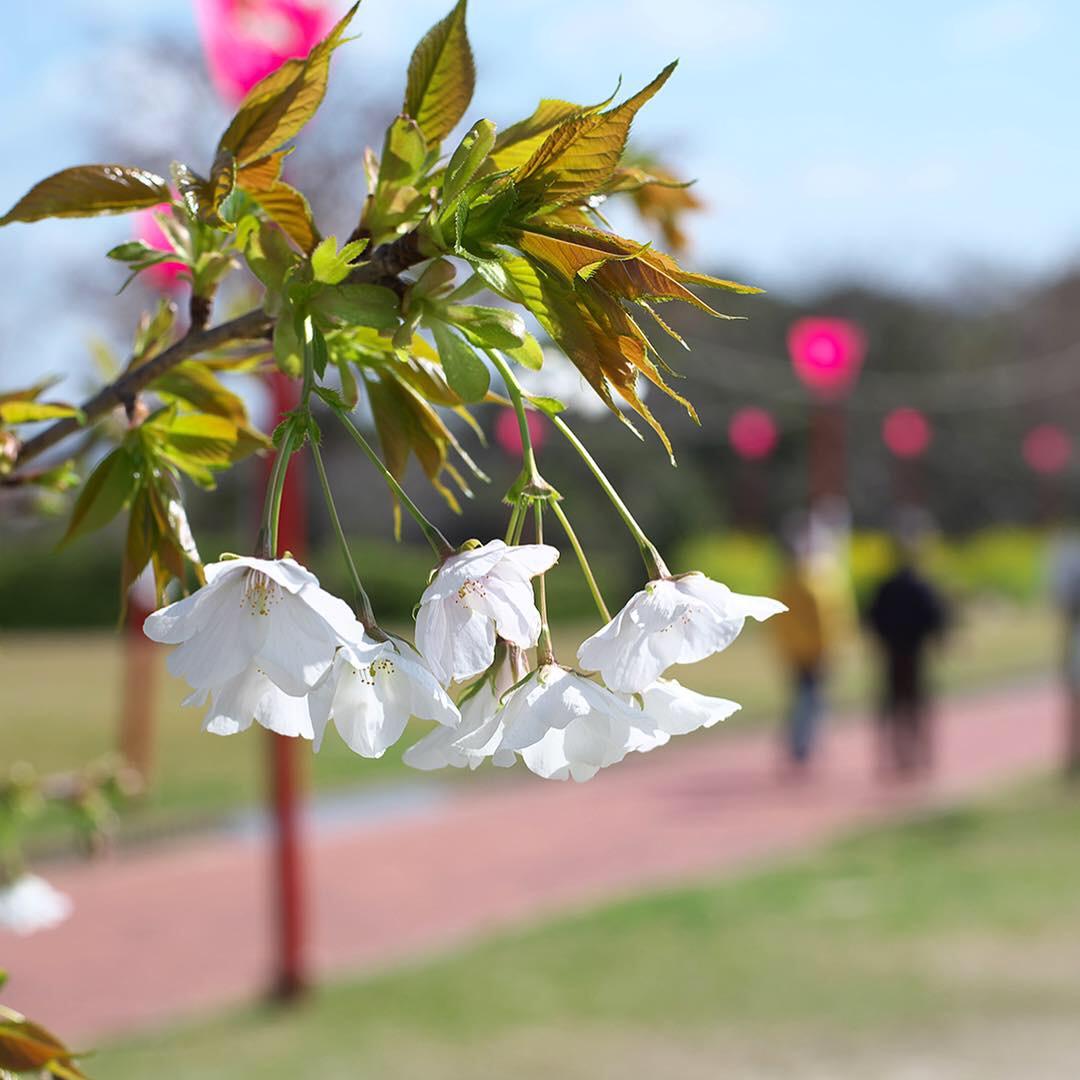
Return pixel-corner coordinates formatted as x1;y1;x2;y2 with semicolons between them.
494;408;546;457
787;317;866;398
882;407;932;459
728;407;778;460
1023;424;1072;475
194;0;335;103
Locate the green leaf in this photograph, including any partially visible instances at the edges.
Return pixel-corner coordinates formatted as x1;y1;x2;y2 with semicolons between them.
0;376;62;406
59;447;137;548
148;412;241;464
31;459;81;493
1;164;170;226
217;2;359;166
505;333;545;370
379;116;428;187
0;401;83;424
311;283;400;329
239;218;298;294
153;361;247;422
430;320;490;402
338;359;360;408
131;299;179;368
403;0;475;146
107;240;170;264
310;235;369;284
526;394;566;417
122;486;157;596
443;118;496;208
274;312;303;377
442;304;525;349
411;258;458;300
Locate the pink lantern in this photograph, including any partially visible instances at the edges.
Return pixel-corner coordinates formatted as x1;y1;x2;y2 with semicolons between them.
134;205;187;292
728;407;778;461
882;407;931;459
194;0;335;103
1023;424;1072;476
494;409;546;457
787;317;866;398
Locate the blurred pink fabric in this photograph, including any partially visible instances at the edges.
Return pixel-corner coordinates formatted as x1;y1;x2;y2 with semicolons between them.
194;0;335;103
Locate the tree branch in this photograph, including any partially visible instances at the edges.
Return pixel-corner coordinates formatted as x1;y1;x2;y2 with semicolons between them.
13;230;430;469
15;309;273;467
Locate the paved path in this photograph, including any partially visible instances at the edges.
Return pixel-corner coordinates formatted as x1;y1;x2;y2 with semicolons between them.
1;680;1063;1043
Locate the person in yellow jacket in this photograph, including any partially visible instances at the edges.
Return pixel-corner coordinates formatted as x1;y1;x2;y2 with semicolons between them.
771;539;828;768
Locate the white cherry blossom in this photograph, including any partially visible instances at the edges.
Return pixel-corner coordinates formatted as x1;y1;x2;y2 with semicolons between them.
0;874;72;936
403;647;527;771
497;665;659;782
309;636;459;758
144;556;360;737
577;573;787;693
627;678;741;751
415;540;559;686
183;668;316;739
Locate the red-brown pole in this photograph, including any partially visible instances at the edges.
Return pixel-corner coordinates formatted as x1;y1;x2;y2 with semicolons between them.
120;581;159;784
809;401;847;504
265;369;308;1001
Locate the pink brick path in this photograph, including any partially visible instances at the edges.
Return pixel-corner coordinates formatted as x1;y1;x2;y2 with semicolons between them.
1;680;1063;1043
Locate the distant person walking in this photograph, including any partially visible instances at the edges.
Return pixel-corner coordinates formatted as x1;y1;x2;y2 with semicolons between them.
1049;528;1080;777
866;550;948;776
772;542;828;770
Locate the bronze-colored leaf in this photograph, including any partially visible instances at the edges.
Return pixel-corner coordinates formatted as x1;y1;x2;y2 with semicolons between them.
218;3;358;165
249;181;320;252
0;1009;87;1078
236;150;290;193
1;165;170;226
403;0;475;146
515;223;760;317
514;64;676;206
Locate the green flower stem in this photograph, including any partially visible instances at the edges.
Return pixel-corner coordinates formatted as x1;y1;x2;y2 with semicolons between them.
504;497;524;546
259;421;298;558
258;312;316;560
310;435;377;629
550;499;611;623
486;349;542;487
330;404;454;561
533;500;555;666
550;413;669;579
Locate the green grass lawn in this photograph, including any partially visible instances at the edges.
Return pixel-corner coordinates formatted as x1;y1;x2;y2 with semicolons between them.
0;599;1059;846
91;780;1080;1078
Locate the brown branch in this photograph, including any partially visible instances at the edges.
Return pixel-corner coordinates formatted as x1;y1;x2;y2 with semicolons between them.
13;230;430;469
15;308;274;467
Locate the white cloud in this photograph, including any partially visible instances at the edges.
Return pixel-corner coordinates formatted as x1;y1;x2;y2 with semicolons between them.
946;1;1047;55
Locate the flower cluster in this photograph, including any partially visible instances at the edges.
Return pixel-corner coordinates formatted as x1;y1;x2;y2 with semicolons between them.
145;540;785;783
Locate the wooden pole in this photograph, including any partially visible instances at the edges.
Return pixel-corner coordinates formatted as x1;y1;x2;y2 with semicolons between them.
264;370;308;1001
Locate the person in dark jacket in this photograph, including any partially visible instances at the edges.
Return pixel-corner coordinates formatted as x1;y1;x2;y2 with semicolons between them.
866;550;948;776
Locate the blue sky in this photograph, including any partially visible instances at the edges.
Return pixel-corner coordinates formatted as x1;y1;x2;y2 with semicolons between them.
0;0;1077;385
